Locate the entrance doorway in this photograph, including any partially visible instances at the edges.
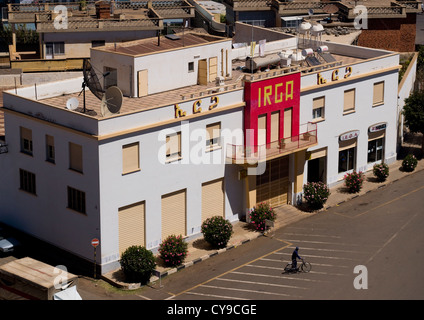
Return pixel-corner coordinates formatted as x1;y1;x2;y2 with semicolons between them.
256;156;289;207
307;157;326;183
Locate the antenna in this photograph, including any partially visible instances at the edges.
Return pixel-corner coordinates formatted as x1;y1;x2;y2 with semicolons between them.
101;86;123;117
66;97;79;110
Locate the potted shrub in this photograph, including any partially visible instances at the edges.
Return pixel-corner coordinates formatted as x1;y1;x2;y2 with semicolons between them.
402;154;418;172
159;234;188;267
120;245;156;284
343;170;364;193
373;162;389;181
249;202;276;232
303;181;330;209
201;216;233;249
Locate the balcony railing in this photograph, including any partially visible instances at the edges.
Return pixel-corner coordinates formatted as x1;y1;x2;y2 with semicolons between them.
226;122;317;164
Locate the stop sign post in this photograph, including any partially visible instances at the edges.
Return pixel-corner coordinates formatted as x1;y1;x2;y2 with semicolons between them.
92;238;100;278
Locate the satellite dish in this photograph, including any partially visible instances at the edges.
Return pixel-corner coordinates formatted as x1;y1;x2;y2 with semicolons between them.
66;97;79;110
83;59;104;100
308;9;314;16
101;86;123;117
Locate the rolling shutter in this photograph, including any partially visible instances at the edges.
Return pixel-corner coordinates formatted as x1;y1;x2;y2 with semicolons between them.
256;157;289;207
284;107;292;138
373;81;384;105
118;201;145;255
343;89;355;112
202;178;224;223
270;111;280;144
161;189;186;239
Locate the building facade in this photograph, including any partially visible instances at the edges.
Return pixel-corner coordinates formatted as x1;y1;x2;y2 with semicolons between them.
0;27;402;274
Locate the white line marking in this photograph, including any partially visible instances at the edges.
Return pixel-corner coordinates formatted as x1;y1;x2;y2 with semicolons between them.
200;285;294;298
283;233;342;239
274;252;357;261
283;246;364;254
260;258;349;268
216;277;307;290
283;239;371;247
231;271;325;282
185;291;249;300
367;212;419;264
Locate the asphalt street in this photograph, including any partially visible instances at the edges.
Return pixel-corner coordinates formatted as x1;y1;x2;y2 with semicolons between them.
123;168;424;301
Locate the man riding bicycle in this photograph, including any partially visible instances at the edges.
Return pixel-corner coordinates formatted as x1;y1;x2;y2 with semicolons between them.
291;247;302;272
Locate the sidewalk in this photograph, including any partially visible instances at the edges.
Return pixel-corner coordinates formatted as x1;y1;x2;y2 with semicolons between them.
102;153;424;290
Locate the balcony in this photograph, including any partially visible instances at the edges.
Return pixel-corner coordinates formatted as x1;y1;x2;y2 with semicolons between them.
226;122;317;164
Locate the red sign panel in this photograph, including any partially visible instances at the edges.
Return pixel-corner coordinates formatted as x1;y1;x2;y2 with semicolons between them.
244;72;301;146
91;238;100;247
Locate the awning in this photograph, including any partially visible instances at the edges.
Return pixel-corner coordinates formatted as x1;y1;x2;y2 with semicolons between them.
53;286;82;300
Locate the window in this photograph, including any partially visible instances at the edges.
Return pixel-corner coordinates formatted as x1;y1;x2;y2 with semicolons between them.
67;186;86;214
206;122;221;150
343;89;356;114
166;132;181;162
20;127;33;155
69;142;83;173
104;66;117;89
19;169;36;195
92;40;105;48
312;96;325;120
312;97;325;120
46;42;65;55
188;61;194;72
368;138;384;163
373;81;384;106
338;147;356;173
46;135;55;163
122;142;140;174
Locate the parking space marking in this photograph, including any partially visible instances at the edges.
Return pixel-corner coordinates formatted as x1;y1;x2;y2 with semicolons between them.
185;291;249;300
283;233;342;239
275;252;358;261
200;285;293;298
215;277;308;290
259;258;350;269
231;271;325;283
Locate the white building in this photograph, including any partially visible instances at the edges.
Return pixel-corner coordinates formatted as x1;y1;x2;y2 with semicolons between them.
0;26;405;275
298;41;400;188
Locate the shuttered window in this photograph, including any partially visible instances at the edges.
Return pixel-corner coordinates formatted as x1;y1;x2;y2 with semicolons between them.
161;189;186;240
67;186;86;214
206;122;221;150
343;89;355;113
69;142;83;173
118;201;145;254
46;135;55;163
20;127;33;155
202;178;224;222
258;114;267;146
312;96;325;120
19;169;36;195
373;81;384;106
166;132;181;162
122;142;140;174
270;111;280;143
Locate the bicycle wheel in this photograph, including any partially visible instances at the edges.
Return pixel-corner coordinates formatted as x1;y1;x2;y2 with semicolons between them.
284;263;292;272
301;262;312;273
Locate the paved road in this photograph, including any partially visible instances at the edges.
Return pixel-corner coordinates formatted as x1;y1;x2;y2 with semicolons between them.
133;169;424;300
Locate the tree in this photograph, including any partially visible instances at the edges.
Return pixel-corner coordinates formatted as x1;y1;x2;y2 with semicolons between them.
402;90;424;154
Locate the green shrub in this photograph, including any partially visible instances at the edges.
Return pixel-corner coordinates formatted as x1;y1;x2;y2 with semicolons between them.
120;245;156;284
402;154;418;172
373;163;389;181
249;202;276;232
201;216;233;248
344;170;364;193
303;181;330;209
159;234;188;267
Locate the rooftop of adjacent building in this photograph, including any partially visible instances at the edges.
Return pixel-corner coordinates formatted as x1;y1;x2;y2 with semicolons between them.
94;32;229;56
6;0;195;32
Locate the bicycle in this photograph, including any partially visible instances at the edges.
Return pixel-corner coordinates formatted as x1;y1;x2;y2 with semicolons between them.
284;259;312;273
